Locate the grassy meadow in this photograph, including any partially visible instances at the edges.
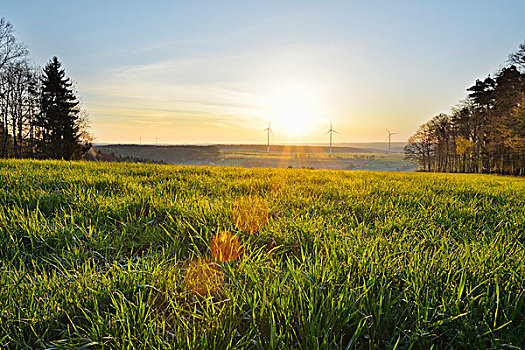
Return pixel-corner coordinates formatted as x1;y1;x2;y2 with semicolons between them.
0;159;524;349
217;151;415;171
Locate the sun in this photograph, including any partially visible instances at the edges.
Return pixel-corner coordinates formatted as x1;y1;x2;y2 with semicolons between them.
265;84;325;137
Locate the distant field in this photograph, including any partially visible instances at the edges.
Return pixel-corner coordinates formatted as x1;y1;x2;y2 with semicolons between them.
0;160;524;348
217;142;408;154
94;144;416;171
94;144;221;164
217;151;415;171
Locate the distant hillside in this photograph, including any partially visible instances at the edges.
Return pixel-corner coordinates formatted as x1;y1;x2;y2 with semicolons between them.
94;145;220;164
336;142;407;153
84;148;164;164
91;143;410;170
216;142;407;154
217;144;388;154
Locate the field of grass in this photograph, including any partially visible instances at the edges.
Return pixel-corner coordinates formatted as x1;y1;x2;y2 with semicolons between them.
217;151;415;171
0;159;524;349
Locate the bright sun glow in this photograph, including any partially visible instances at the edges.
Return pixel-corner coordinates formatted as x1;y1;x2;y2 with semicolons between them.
264;84;325;137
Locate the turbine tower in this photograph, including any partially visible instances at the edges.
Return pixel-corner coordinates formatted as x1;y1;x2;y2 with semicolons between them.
326;121;338;156
386;129;398;154
264;122;272;153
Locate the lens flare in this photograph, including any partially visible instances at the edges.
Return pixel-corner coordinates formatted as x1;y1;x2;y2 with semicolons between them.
184;259;223;296
270;177;285;193
210;231;242;262
231;195;268;233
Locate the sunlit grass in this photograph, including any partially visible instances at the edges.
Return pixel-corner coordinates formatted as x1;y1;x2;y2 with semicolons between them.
210;231;242;262
0;159;524;348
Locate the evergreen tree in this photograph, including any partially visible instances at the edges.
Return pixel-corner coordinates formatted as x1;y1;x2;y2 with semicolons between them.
38;57;87;159
509;42;525;70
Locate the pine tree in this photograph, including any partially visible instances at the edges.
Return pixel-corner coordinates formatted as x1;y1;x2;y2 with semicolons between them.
38;56;87;159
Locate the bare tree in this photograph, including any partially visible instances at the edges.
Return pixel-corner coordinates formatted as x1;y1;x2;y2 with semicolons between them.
404;122;437;172
0;66;11;157
0;18;28;157
76;108;94;147
10;61;39;157
0;17;27;71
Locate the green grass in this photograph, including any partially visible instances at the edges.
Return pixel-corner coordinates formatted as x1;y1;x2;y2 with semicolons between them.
0;159;524;349
217;151;414;171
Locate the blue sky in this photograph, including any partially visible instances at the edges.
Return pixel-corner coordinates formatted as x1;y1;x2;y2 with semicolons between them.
3;1;525;143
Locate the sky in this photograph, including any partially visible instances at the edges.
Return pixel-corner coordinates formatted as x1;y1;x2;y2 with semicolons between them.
3;0;525;144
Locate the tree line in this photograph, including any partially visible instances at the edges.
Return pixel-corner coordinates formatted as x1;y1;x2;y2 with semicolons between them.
405;43;525;175
405;42;525;175
0;17;90;160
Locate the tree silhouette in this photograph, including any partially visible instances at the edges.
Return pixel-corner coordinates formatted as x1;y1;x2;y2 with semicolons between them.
37;57;88;159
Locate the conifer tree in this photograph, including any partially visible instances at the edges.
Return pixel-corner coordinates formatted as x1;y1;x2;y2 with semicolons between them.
38;56;88;159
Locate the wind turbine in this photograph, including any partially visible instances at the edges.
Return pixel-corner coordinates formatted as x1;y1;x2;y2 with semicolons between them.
264;122;272;153
326;121;338;156
386;129;398;154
